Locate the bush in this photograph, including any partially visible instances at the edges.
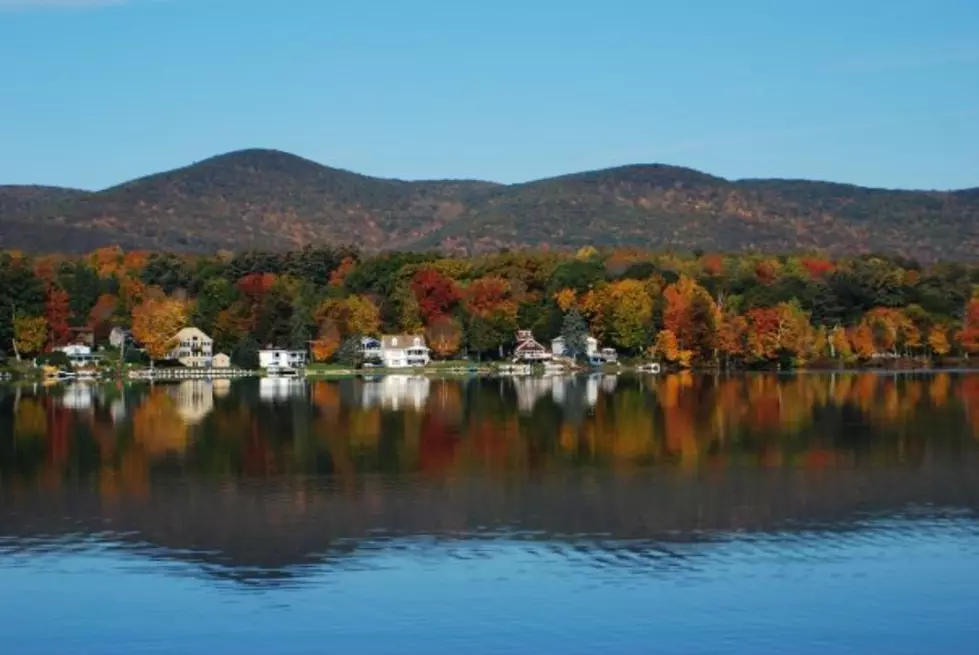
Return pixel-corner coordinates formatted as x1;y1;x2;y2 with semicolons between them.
36;351;72;369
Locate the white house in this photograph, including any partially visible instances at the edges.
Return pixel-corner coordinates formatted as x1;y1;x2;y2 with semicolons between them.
57;343;97;368
359;336;383;363
380;334;430;368
259;348;308;374
109;327;132;349
551;335;599;358
169;327;213;368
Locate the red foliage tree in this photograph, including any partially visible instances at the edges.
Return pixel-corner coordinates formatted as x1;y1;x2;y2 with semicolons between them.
45;286;72;348
236;273;278;301
411;267;461;325
464;276;511;318
801;257;835;279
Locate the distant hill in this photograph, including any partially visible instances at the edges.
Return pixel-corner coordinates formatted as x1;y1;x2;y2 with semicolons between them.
1;148;977;260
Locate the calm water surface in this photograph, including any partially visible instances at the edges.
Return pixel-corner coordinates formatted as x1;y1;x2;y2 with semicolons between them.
2;372;979;654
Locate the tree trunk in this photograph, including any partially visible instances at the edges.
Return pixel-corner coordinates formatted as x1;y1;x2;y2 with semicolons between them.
11;338;20;362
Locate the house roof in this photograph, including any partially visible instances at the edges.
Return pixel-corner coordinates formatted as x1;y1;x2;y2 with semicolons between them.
173;327;212;341
381;334;428;349
515;338;547;352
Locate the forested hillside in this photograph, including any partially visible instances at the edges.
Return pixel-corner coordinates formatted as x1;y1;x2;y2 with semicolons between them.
1;149;976;260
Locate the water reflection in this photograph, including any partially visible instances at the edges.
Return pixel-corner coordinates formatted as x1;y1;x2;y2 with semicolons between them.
1;372;979;587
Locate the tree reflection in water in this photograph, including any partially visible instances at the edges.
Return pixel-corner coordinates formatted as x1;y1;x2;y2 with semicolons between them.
1;372;978;584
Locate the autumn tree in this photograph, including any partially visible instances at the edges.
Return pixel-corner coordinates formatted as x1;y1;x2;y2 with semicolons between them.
411;267;461;325
426;316;463;359
310;320;342;362
929;325;951;359
45;286;71;348
652;329;692;369
956;298;979;357
662;276;717;361
13;315;48;360
316;295;381;339
131;296;187;368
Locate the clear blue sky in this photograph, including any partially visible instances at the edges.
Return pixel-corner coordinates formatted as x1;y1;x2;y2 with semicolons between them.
2;0;977;191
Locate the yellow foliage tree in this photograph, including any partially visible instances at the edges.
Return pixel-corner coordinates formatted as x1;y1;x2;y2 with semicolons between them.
317;295;381;338
131;297;187;367
554;288;577;312
928;326;951;358
13;315;48;359
652;329;692;368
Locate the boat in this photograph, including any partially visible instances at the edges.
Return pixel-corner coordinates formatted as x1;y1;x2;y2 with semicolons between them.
266;367;302;378
637;362;662;374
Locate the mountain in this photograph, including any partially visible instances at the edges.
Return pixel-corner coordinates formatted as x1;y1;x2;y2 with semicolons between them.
2;148;977;260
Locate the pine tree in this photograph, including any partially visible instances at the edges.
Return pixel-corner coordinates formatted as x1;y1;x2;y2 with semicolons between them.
560;308;589;361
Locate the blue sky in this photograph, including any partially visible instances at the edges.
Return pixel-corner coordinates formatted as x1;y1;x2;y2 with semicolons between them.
1;0;977;191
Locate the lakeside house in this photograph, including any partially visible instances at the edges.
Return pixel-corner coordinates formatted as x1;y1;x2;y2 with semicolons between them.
513;330;552;362
259;348;308;374
359;337;383;363
212;353;232;369
169;327;214;368
56;343;98;368
379;335;430;368
551;335;599;359
109;327;133;349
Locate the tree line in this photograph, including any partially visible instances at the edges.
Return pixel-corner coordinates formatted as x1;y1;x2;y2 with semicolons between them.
1;245;978;369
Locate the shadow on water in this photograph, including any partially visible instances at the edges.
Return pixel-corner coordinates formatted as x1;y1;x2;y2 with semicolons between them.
2;372;979;587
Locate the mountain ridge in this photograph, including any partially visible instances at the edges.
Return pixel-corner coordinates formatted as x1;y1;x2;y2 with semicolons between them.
1;148;977;260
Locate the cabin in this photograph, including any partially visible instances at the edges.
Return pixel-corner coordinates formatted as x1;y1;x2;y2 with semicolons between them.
211;353;232;369
380;335;430;368
259;348;308;374
513;330;552;362
168;327;214;368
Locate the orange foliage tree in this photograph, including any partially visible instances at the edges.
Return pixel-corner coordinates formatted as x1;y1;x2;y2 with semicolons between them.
131;296;187;367
426;315;463;359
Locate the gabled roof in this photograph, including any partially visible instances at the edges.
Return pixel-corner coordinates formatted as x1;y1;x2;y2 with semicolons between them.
515;338;547;352
381;334;428;349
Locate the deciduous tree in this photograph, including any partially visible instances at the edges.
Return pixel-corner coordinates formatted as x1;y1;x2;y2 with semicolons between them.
131;297;187;367
13;315;47;359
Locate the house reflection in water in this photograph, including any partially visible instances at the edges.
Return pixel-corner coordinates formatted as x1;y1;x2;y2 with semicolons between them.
212;379;232;399
360;375;431;411
60;383;95;411
510;374;619;415
167;381;215;425
259;377;307;403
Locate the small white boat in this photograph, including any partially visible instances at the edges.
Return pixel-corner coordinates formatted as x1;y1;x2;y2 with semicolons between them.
636;362;662;374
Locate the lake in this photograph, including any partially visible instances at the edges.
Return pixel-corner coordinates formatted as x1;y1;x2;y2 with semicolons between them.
2;372;979;654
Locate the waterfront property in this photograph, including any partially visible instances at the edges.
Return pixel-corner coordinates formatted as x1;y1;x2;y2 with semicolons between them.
551;335;599;359
379;334;430;368
514;330;552;362
359;337;383;363
109;327;134;349
211;353;232;369
56;343;99;368
168;327;214;368
259;348;308;375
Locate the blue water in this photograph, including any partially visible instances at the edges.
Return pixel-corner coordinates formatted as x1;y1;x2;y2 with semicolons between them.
4;374;979;653
2;512;978;654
